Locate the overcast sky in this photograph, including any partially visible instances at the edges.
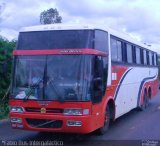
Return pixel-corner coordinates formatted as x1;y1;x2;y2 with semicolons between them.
0;0;160;53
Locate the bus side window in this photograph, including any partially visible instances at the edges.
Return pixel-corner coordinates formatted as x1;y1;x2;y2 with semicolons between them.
92;56;104;103
132;46;136;63
146;51;150;65
135;47;141;64
152;52;154;66
111;38;118;61
117;41;122;62
156;54;158;66
110;37;122;62
95;30;108;53
154;53;157;66
126;43;133;63
122;42;127;63
140;48;144;64
143;50;147;65
149;52;153;66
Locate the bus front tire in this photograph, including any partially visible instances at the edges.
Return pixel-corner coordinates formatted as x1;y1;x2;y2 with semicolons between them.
97;106;110;135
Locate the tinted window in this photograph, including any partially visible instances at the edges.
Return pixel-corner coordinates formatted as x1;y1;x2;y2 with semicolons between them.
136;47;141;64
149;52;153;65
117;41;122;62
12;55;93;102
140;49;144;64
111;38;117;61
143;50;147;65
152;53;154;65
146;51;150;65
132;46;136;63
17;30;94;50
154;53;157;66
95;30;108;52
126;44;133;63
111;38;122;62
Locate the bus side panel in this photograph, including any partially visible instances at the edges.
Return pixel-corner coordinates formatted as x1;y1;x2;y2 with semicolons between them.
111;65;158;119
111;65;129;117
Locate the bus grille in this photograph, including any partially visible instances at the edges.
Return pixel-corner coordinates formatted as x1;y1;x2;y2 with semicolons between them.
26;119;63;128
25;108;63;113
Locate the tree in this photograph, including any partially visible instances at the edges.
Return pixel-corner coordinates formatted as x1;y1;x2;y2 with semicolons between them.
40;8;62;24
0;36;16;119
0;37;16;100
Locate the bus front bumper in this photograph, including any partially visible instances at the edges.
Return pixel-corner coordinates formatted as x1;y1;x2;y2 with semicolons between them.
9;113;94;134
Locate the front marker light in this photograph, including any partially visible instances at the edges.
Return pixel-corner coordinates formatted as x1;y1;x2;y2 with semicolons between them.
10;106;25;113
10;117;22;123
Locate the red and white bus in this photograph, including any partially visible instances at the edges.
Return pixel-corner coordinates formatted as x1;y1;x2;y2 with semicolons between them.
9;24;158;134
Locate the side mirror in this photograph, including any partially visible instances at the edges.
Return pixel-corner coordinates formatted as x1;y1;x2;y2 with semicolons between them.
93;77;102;82
93;77;103;90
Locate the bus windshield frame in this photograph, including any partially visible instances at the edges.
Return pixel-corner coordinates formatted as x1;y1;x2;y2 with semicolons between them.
11;55;93;102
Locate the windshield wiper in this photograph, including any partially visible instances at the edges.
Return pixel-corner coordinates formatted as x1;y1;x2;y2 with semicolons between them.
23;78;42;102
23;88;33;102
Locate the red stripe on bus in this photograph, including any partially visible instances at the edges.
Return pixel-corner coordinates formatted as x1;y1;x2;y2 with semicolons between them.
13;49;108;56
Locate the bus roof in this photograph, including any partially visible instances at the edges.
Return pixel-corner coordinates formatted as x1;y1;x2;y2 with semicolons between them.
21;24;105;32
20;24;153;52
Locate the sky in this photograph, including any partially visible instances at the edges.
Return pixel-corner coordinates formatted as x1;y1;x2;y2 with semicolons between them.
0;0;160;53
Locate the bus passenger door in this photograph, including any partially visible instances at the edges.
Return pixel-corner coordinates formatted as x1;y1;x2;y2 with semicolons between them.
92;56;106;128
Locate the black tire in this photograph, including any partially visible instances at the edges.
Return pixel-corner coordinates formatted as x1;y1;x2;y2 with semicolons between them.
140;92;149;111
97;106;110;135
145;93;149;108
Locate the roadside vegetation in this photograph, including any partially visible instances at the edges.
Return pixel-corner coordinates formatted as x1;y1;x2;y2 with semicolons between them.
0;36;16;120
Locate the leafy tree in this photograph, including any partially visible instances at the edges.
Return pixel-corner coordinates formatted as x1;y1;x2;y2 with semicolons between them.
40;8;62;24
0;37;16;99
0;36;16;119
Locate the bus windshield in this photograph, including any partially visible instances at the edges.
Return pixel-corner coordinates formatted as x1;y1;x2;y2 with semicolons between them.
17;30;94;50
12;55;93;102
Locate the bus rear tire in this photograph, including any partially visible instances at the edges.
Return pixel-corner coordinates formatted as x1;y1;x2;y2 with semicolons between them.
97;106;110;135
140;92;149;111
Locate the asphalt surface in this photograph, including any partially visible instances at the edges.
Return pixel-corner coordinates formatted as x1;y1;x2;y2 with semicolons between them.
1;91;160;146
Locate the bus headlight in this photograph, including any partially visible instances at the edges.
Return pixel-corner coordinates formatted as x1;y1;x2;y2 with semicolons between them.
64;108;89;116
10;106;25;113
